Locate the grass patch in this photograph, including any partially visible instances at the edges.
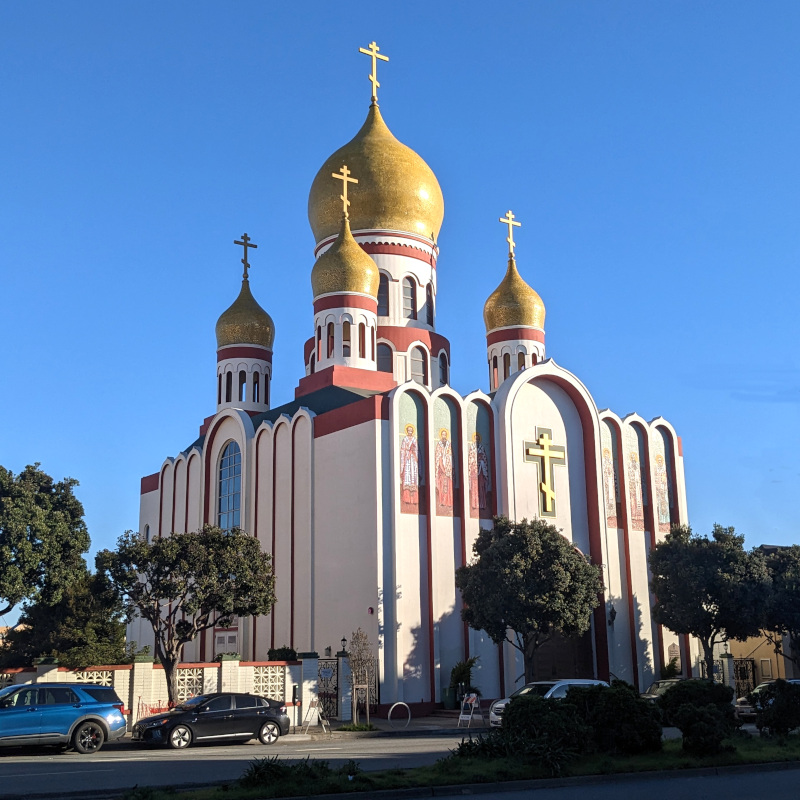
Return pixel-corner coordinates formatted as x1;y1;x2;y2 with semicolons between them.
337;723;377;732
123;733;800;800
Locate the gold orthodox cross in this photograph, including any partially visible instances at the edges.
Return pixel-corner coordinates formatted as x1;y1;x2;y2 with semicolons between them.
234;233;258;280
499;210;521;256
332;165;359;217
359;41;389;104
524;428;566;516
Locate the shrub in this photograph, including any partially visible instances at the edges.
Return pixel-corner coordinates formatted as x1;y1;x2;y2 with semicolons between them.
239;756;291;787
565;682;662;755
754;680;800;738
449;656;481;696
658;679;736;727
268;645;297;661
661;657;680;679
673;702;733;756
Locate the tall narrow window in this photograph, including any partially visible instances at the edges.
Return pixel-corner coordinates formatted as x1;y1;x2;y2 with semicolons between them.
317;326;322;360
439;353;448;385
378;274;390;316
371;328;376;360
144;524;150;543
342;321;351;357
253;372;260;403
265;377;270;405
532;353;538;366
217;374;222;405
492;356;498;390
377;343;393;373
358;323;366;358
402;278;417;320
503;354;511;381
518;353;526;372
239;371;247;402
310;353;315;374
225;371;232;403
218;441;242;531
425;284;434;326
411;346;427;385
327;322;335;358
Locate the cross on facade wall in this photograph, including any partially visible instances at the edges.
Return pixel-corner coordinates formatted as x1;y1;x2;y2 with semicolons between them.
523;428;566;516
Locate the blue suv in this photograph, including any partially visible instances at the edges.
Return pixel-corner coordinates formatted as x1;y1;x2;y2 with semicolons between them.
0;682;127;753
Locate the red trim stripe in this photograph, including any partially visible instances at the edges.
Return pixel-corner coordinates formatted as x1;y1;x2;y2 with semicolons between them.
313;294;377;313
217;346;273;362
486;327;545;346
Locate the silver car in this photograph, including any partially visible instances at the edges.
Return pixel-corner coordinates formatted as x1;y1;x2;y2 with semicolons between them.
489;679;609;727
735;679;800;722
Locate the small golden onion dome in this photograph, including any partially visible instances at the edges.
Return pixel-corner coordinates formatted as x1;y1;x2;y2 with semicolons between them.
215;278;275;349
483;257;546;333
311;215;380;298
308;104;444;243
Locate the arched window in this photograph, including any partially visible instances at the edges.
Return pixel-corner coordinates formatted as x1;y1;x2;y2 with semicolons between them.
217;374;222;405
402;278;417;320
439;353;448;385
503;354;511;381
144;524;150;543
225;371;232;403
265;377;270;406
492;356;498;390
378;274;390;316
327;322;335;358
218;441;241;531
310;353;315;374
518;353;526;372
377;343;393;373
239;370;247;402
371;328;376;360
342;321;351;357
317;326;322;360
358;323;366;358
411;346;427;385
425;284;434;326
531;353;538;366
253;372;260;403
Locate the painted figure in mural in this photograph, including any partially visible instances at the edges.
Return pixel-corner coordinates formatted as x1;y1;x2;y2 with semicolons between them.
468;432;490;516
654;453;671;528
435;428;454;515
628;451;644;529
400;423;420;510
601;447;617;525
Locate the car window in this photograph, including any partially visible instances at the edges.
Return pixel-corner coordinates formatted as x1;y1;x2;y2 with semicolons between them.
549;684;569;699
513;683;555;699
235;695;259;709
4;688;38;707
202;696;232;712
178;695;209;710
42;687;80;705
81;686;122;704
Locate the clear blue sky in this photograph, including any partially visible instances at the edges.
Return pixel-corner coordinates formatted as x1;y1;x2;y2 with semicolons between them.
1;2;798;618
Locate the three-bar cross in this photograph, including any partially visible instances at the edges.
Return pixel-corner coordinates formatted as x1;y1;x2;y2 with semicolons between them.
499;210;521;256
332;165;359;217
359;41;389;104
234;233;258;280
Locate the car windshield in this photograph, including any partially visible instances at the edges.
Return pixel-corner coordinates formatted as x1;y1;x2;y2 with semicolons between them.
176;695;209;710
0;685;18;700
511;682;555;699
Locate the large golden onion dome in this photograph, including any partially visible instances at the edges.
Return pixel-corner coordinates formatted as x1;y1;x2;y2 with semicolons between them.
216;278;275;349
311;215;380;298
308;104;444;243
483;257;546;333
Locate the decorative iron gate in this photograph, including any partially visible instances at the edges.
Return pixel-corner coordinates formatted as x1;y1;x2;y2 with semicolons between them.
734;658;755;698
700;659;723;683
353;658;380;717
318;659;338;719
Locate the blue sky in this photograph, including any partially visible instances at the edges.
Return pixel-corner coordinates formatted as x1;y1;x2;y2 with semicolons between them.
1;2;798;619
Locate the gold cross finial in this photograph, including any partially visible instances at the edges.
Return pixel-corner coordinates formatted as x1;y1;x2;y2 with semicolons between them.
234;233;258;280
332;165;359;218
499;210;521;257
359;40;389;105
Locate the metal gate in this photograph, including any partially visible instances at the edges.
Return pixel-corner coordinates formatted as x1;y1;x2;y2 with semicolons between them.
353;658;380;717
318;658;338;720
734;658;755;698
700;659;724;682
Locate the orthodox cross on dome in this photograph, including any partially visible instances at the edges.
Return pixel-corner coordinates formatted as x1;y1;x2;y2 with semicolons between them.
523;428;566;517
332;164;359;218
499;210;521;257
359;40;389;105
234;233;258;280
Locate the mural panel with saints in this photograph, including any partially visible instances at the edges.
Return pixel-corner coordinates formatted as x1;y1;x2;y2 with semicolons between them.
467;401;492;519
653;428;675;533
600;421;621;529
399;391;426;515
625;425;648;532
433;397;459;517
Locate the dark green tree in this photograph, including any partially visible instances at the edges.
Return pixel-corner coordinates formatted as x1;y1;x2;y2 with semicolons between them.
0;464;91;617
763;545;800;670
97;526;276;705
0;566;129;669
455;517;603;683
649;524;770;681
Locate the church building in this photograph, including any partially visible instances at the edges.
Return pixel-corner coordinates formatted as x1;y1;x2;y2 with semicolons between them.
129;43;694;707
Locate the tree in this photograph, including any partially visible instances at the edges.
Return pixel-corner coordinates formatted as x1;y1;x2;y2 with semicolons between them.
649;524;770;680
97;526;276;705
0;464;91;617
0;566;130;669
455;517;603;683
763;545;800;670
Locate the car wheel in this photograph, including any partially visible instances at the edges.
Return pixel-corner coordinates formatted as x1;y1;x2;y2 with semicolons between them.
259;721;280;745
72;722;105;754
168;725;193;749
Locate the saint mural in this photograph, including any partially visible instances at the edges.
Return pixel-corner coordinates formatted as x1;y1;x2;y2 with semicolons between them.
434;428;454;516
400;423;420;513
468;432;491;518
654;453;671;531
601;446;618;528
628;451;645;530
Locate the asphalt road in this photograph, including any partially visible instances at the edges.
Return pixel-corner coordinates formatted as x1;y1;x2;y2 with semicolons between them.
0;732;464;798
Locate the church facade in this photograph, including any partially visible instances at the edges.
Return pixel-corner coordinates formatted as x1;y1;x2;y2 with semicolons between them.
129;44;695;706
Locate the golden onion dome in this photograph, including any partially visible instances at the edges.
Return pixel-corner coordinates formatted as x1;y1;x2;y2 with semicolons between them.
215;278;275;349
308;104;444;243
483;257;546;333
311;214;380;298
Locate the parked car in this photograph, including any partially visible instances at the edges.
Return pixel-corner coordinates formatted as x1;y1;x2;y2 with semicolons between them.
489;679;609;727
640;677;685;704
132;692;290;749
0;682;127;753
735;679;800;722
